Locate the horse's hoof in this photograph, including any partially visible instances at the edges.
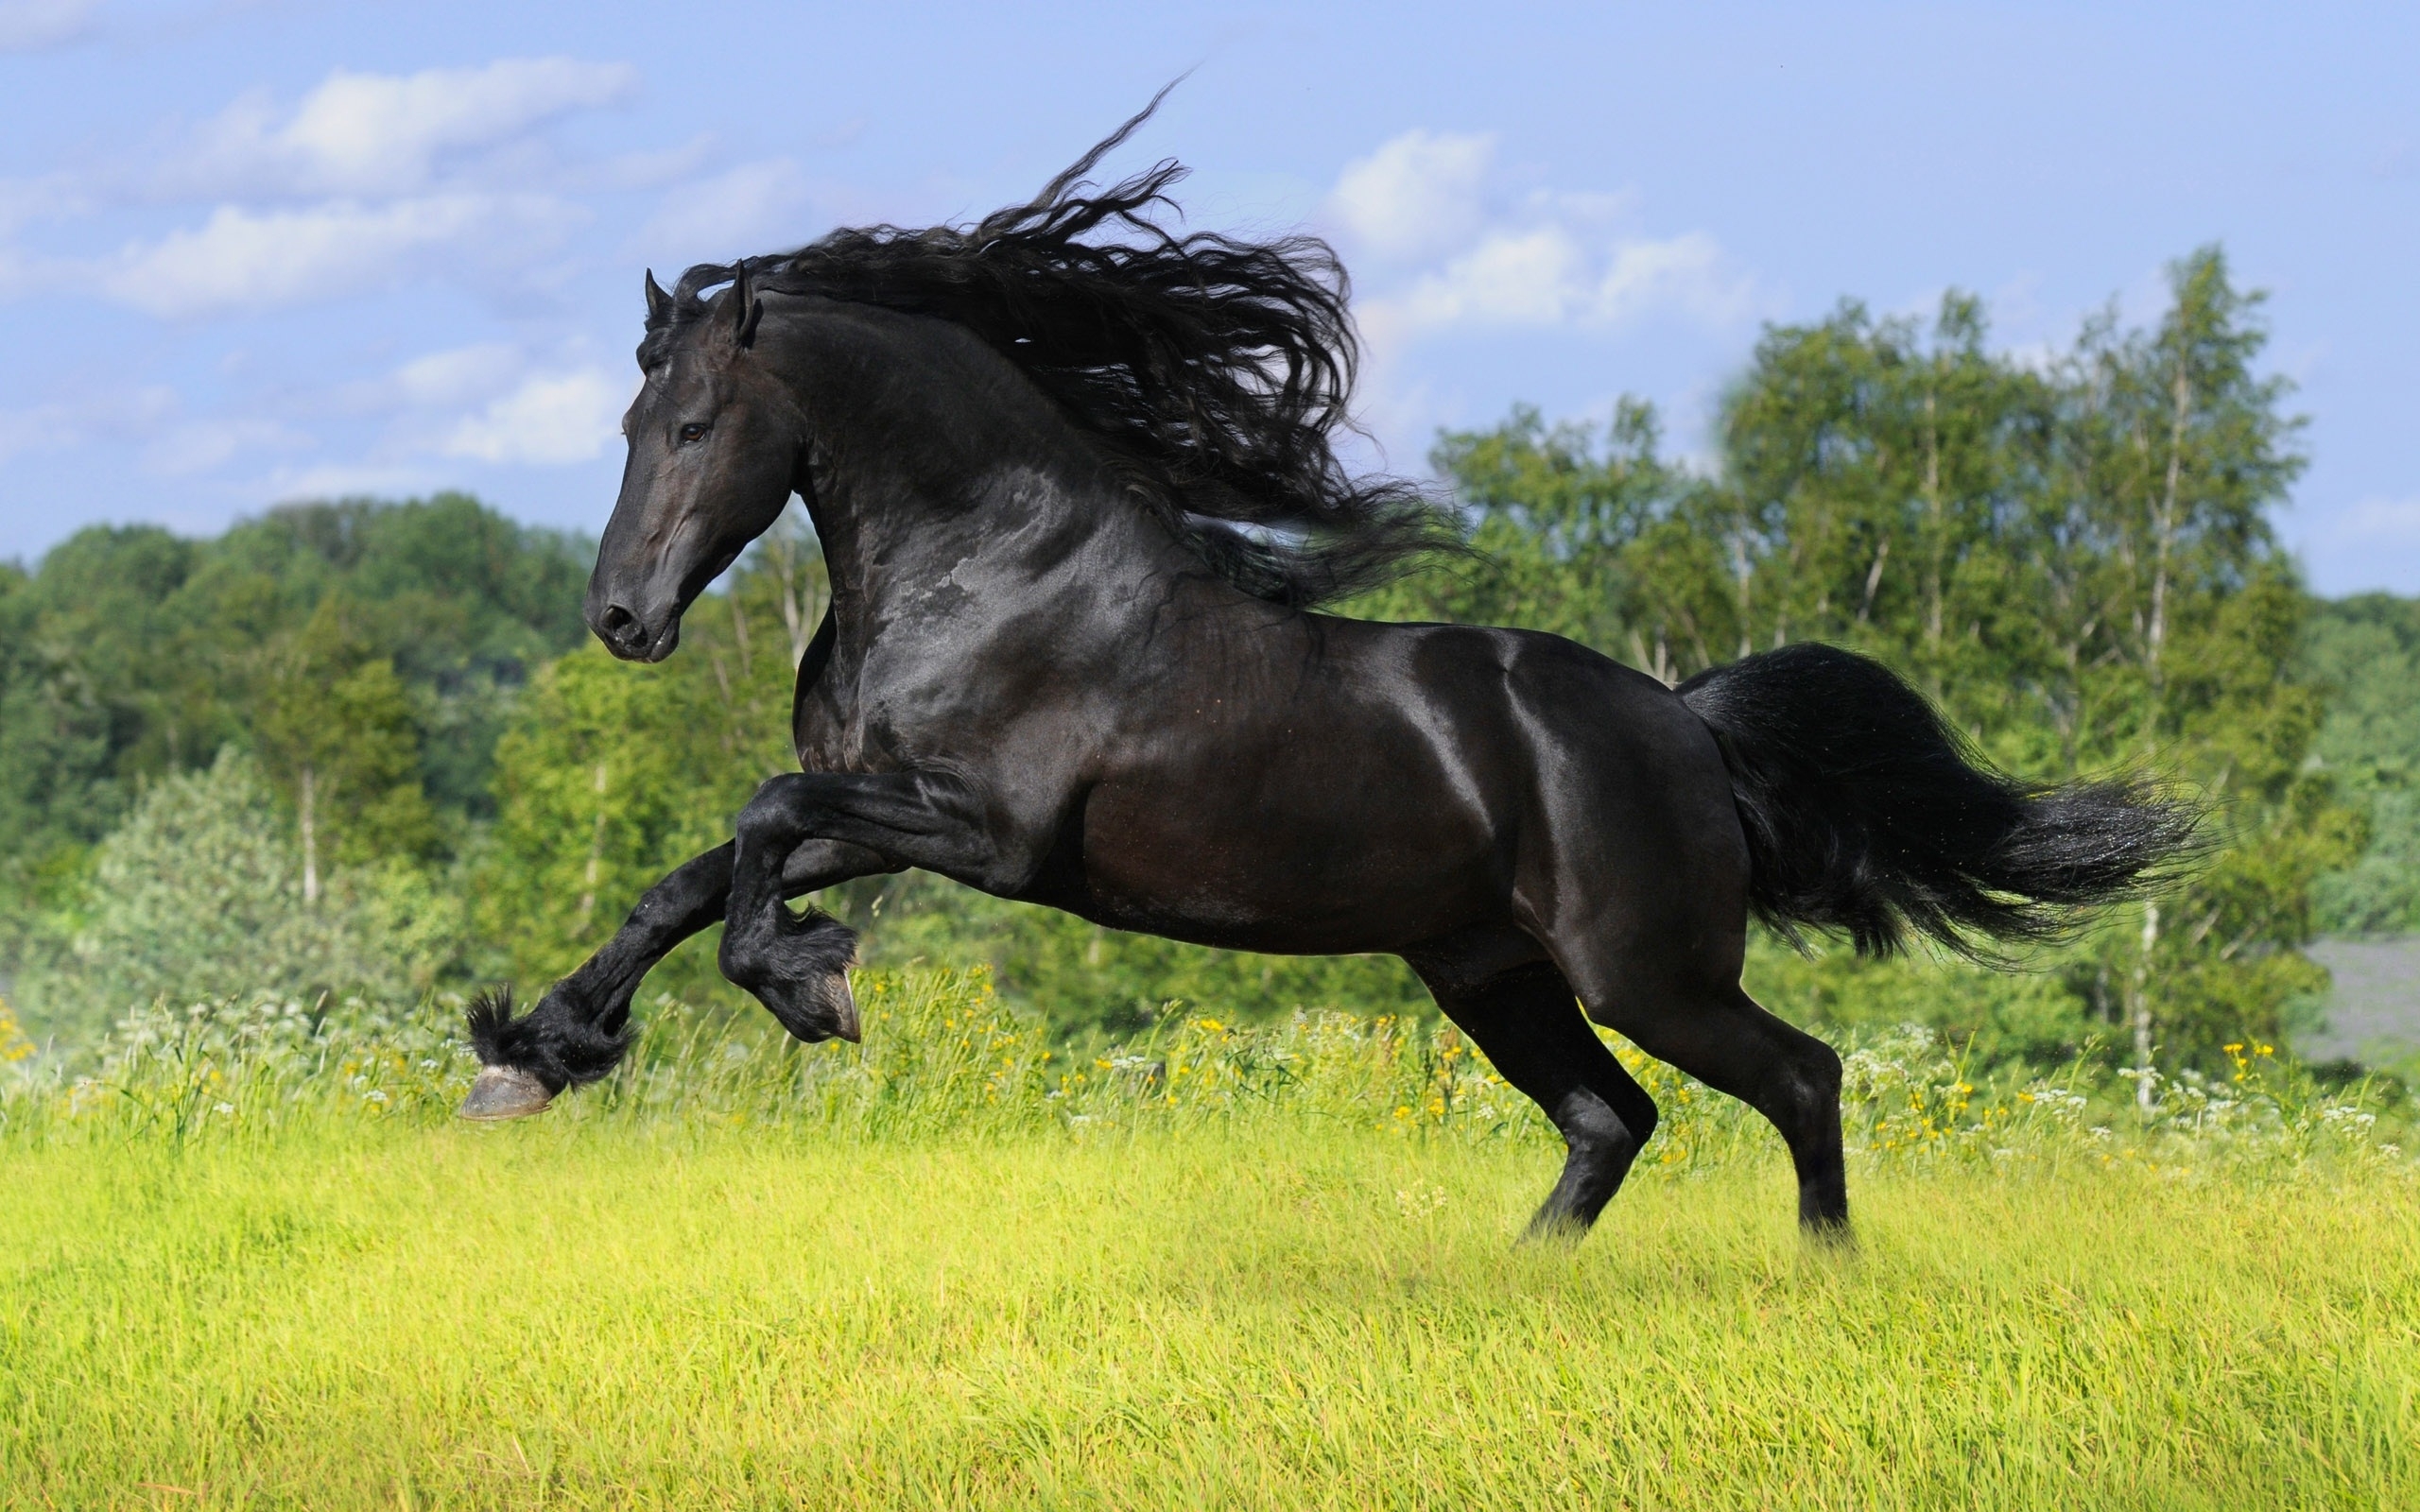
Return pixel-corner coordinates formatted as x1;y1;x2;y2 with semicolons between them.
458;1065;554;1121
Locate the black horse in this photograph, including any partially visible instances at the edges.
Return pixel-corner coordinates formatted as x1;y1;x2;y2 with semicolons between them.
463;109;2194;1239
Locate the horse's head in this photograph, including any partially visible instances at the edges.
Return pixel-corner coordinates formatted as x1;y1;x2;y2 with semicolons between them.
588;265;802;662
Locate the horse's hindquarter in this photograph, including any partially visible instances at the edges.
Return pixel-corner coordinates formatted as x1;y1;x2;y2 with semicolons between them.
1066;618;1549;954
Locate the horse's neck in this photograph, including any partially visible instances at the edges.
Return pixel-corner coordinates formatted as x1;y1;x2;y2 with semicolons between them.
777;304;1234;659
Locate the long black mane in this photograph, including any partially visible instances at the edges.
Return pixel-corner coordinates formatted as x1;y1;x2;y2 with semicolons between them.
649;96;1451;608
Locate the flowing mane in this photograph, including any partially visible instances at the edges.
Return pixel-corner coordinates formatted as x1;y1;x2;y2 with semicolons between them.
648;97;1453;608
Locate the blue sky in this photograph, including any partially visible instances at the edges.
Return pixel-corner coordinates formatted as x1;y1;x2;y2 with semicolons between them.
2;2;2415;593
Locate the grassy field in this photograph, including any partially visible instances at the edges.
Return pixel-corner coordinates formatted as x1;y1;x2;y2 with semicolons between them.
3;975;2417;1510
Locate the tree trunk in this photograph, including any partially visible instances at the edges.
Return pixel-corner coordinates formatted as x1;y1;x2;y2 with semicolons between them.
1731;528;1754;660
2131;900;2160;1112
1857;535;1891;626
2144;364;2190;731
299;763;320;908
577;760;609;928
766;509;824;665
1923;384;1945;675
2130;360;2192;1107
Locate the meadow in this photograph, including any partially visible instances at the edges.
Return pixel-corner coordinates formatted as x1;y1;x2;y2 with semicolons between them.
3;972;2416;1511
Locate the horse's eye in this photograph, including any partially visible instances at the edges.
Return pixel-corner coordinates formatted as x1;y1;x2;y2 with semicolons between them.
679;421;711;444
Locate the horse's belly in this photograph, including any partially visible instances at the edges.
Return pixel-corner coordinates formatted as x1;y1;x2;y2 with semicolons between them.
1061;779;1505;954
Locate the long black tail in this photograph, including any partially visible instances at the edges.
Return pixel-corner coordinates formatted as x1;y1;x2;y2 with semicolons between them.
1677;643;2202;957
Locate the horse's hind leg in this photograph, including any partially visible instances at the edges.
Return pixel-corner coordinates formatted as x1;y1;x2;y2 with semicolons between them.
1409;955;1659;1239
1575;968;1848;1237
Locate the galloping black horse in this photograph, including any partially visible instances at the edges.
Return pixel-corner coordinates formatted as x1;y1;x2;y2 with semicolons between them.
462;109;2193;1239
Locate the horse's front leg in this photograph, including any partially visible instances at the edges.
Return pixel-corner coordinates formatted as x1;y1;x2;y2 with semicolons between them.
719;770;997;1043
460;836;898;1118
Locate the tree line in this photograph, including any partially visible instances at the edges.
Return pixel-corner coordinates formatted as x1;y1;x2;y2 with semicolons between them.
1;246;2409;1080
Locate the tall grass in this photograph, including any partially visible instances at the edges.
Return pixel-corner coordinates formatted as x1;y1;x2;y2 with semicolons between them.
2;972;2415;1508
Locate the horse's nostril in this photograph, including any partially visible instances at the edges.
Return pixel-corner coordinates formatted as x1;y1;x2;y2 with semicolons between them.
598;603;639;638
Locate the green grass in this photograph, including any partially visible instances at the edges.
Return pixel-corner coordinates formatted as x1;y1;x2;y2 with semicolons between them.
4;972;2416;1509
4;1119;2417;1508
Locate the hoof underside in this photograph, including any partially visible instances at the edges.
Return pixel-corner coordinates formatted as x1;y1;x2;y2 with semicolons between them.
458;1064;555;1122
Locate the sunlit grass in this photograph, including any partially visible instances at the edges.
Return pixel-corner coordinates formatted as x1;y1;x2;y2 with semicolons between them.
4;1110;2416;1509
3;971;2415;1509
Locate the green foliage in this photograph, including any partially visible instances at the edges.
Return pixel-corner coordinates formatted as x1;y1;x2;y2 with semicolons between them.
256;597;439;870
1743;935;2107;1074
2302;593;2420;934
1359;399;1678;660
8;750;449;1046
0;493;586;860
0;493;585;1017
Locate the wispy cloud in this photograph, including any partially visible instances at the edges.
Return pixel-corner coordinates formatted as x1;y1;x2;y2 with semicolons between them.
2317;495;2420;548
333;342;630;469
0;0;97;53
631;158;815;269
257;460;440;503
101;193;588;318
2;59;635;319
159;58;638;199
142;416;308;477
0;385;179;464
2297;494;2420;593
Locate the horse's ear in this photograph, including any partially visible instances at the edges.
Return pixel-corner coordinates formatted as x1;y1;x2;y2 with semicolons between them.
731;263;763;350
644;269;673;330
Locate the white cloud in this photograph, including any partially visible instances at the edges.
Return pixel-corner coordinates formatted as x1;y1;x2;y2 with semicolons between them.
1329;130;1759;364
327;342;626;470
262;460;439;501
1595;232;1754;325
1369;227;1754;343
0;172;89;237
0;399;78;463
1327;130;1495;262
167;58;638;199
0;0;95;52
389;342;525;409
2296;495;2420;594
633;158;813;268
440;368;627;465
0;385;177;463
1392;225;1588;329
143;417;307;477
101;193;587;318
2316;496;2420;549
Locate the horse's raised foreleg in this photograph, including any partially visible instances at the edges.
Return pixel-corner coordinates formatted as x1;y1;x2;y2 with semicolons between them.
719;771;994;1043
1409;955;1659;1240
460;836;898;1118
